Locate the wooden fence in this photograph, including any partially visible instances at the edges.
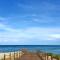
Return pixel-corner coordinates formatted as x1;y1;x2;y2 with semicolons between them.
0;51;23;60
36;51;60;60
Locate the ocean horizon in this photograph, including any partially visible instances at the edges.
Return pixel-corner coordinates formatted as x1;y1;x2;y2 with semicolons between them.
0;45;60;54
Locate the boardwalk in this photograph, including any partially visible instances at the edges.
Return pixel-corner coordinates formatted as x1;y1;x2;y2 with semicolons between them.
0;49;59;60
20;53;41;60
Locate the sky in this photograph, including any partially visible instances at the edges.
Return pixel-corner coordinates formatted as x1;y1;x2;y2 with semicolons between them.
0;0;60;45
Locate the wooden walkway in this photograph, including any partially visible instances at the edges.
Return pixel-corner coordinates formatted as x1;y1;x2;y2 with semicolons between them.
20;53;41;60
0;49;59;60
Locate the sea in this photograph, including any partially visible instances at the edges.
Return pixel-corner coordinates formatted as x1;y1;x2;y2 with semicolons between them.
0;45;60;54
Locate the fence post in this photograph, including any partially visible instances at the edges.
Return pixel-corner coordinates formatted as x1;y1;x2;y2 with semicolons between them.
46;53;48;60
14;51;15;60
4;54;5;60
51;55;53;60
19;51;20;59
17;51;19;60
16;52;18;60
45;53;47;60
10;52;11;60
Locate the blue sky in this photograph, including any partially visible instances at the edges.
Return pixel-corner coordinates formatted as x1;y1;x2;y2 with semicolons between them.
0;0;60;45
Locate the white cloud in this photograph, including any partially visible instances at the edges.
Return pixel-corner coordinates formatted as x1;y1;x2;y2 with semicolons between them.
0;23;18;32
49;34;60;39
0;22;60;44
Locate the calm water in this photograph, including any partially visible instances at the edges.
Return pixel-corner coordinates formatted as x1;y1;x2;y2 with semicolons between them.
0;45;60;54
